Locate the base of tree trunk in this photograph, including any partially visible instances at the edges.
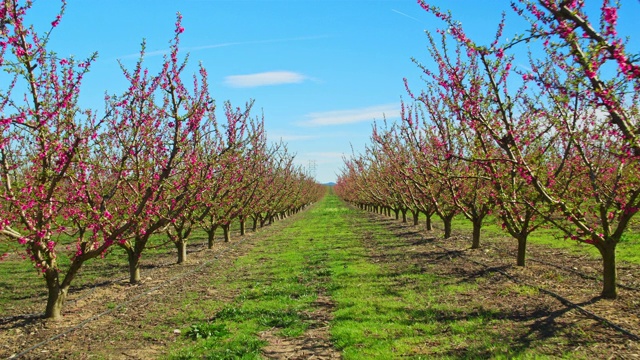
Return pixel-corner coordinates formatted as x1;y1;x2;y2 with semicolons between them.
44;274;67;320
471;220;482;249
128;250;141;284
599;242;618;299
176;240;187;264
425;213;433;231
516;237;527;267
443;217;453;239
223;225;231;242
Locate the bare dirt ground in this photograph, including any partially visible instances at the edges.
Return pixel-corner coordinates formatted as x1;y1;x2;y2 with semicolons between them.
0;226;275;359
259;295;340;360
362;211;640;359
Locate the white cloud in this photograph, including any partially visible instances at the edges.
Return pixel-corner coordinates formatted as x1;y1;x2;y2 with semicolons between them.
299;103;399;127
224;71;307;88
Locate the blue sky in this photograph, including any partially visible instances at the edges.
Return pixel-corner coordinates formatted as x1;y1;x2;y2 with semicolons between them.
23;0;640;183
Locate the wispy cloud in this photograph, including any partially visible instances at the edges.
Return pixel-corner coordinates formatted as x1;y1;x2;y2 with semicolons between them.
298;103;399;127
117;35;329;60
391;9;421;22
224;71;307;88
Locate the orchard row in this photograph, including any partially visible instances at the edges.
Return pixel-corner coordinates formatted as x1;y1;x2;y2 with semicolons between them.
336;1;639;300
0;2;325;320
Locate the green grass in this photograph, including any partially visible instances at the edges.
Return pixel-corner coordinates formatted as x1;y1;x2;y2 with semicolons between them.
410;212;640;265
0;225;242;317
2;193;629;358
166;192;588;359
325;199;540;359
165;207;333;359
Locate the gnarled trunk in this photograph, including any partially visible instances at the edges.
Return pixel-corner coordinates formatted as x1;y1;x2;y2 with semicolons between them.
401;209;407;223
41;248;92;319
412;210;419;226
44;269;68;320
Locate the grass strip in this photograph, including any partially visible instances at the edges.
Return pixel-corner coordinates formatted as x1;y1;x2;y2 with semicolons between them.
165;192;597;359
165;201;336;359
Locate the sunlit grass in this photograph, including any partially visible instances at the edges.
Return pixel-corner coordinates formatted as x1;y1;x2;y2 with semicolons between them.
411;212;640;265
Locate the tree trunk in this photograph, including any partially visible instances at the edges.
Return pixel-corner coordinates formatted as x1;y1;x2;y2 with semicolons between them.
206;225;218;249
425;212;433;231
176;239;187;264
127;248;141;284
240;219;246;236
394;209;399;220
442;215;453;239
471;218;482;249
252;216;258;231
516;236;527;267
223;224;231;242
599;240;618;299
401;209;407;223
44;270;67;320
412;210;419;226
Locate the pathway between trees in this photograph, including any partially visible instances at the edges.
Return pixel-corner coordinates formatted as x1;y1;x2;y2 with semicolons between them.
3;191;639;359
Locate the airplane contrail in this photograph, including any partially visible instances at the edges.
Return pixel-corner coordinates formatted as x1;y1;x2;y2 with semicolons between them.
117;34;331;60
391;9;420;22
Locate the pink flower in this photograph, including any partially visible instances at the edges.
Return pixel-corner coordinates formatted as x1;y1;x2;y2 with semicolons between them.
51;15;61;28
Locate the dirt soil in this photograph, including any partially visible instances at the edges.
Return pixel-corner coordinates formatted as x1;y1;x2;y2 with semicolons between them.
1;208;640;359
0;224;279;359
361;211;640;359
259;295;340;360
